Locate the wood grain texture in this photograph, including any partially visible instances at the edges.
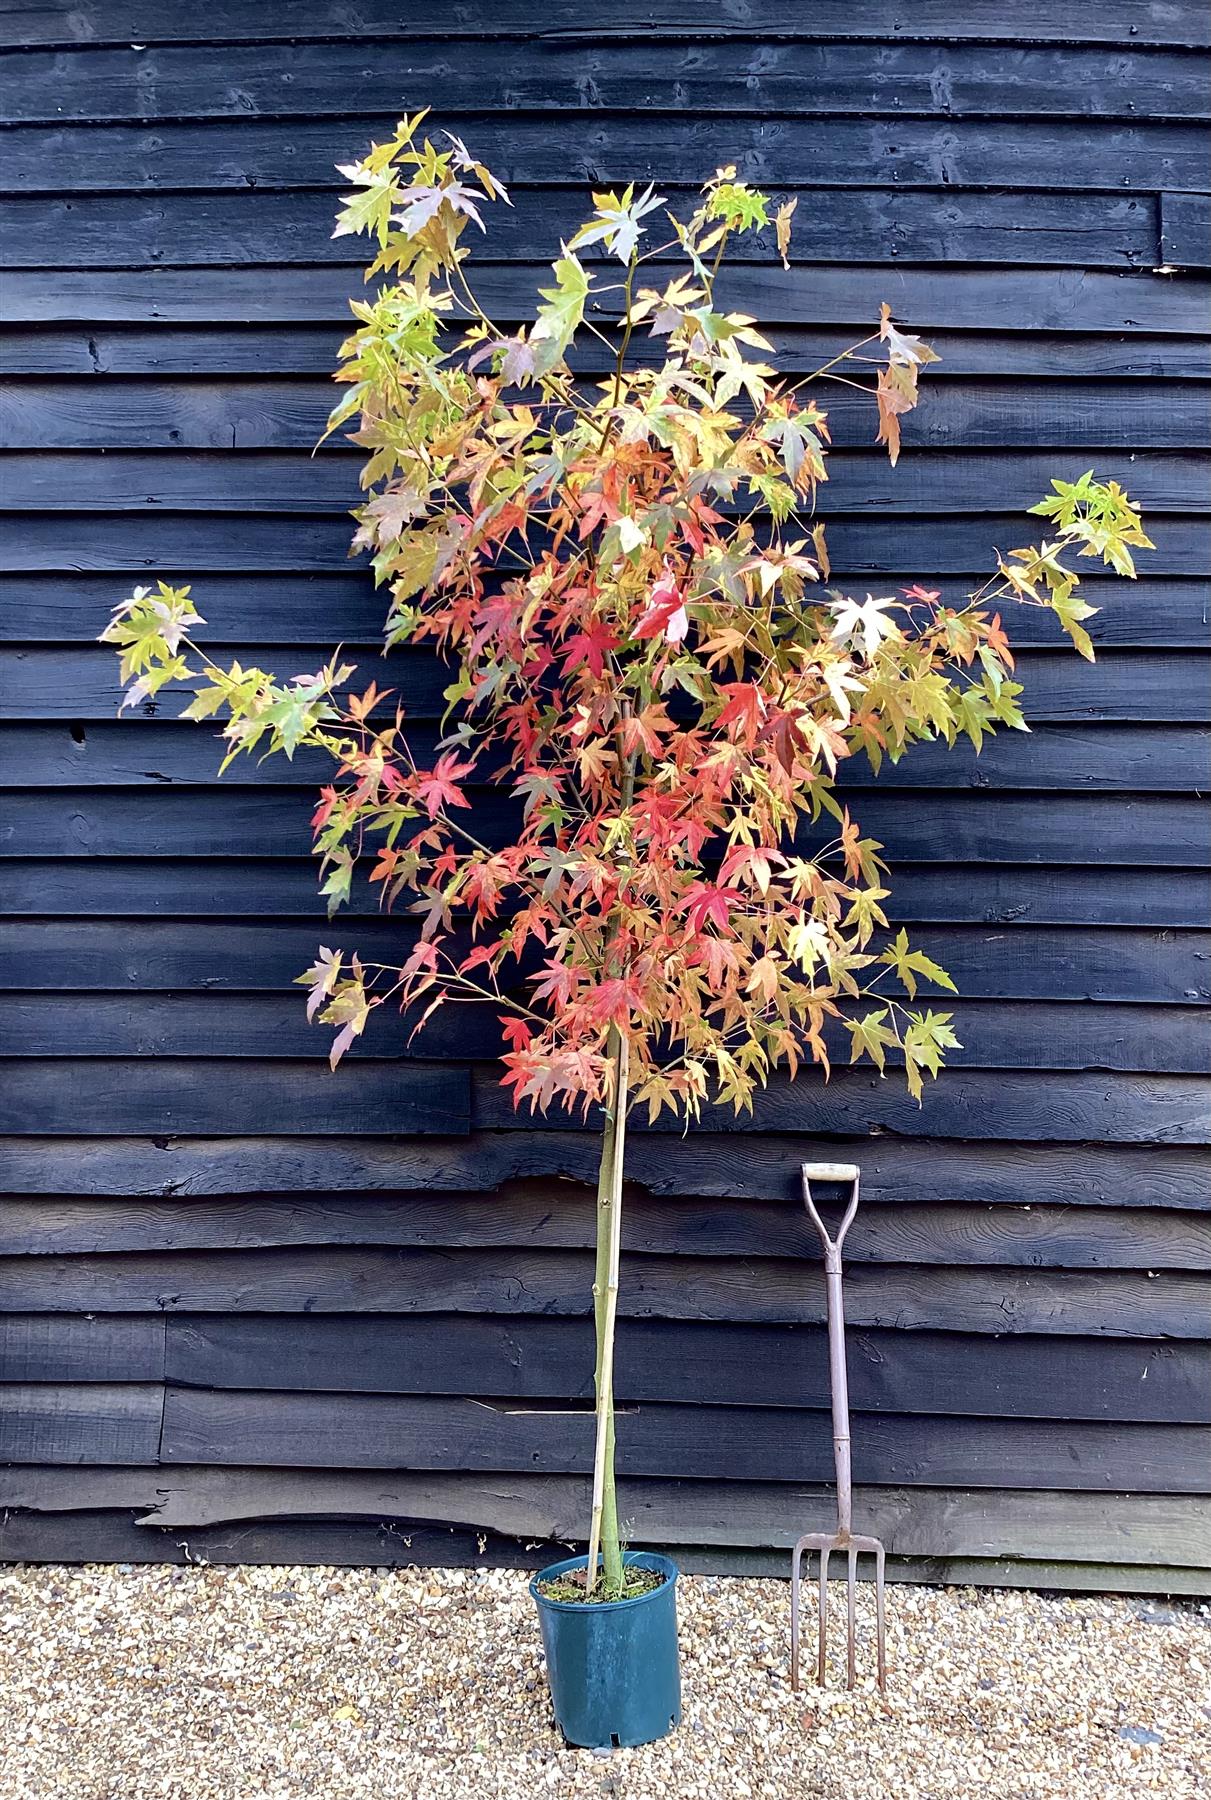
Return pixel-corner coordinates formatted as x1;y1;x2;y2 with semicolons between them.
5;381;1207;455
158;1386;1211;1491
10;3;1208;50
7;1058;1203;1144
0;1313;165;1382
5;858;1204;928
7;1187;1209;1268
4;329;1208;382
0;1383;163;1465
9;571;1205;648
1161;193;1211;267
8;720;1206;794
7;645;1205;723
2;992;1203;1074
6;263;1208;331
128;1471;1211;1566
5;1465;1209;1567
3;118;1205;197
3;920;1202;1004
5;1246;1207;1337
8;451;1207;516
5;41;1207;125
2;1131;1205;1209
160;1315;1211;1422
0;186;1163;270
4;1503;1207;1593
0;1060;472;1136
7;787;1208;867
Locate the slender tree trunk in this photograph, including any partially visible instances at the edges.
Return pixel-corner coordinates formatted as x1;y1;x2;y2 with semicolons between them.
586;1023;630;1598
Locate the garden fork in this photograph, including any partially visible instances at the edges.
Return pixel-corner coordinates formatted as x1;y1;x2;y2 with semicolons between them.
790;1161;887;1693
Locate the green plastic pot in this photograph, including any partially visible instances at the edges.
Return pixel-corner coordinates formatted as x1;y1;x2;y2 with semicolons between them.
529;1551;682;1748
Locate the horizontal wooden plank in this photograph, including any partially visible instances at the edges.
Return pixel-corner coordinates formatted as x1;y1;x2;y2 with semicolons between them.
474;1067;1211;1145
68;643;1211;723
4;1463;1207;1569
0;186;1163;271
5;379;1207;455
1161;193;1211;269
3;858;1203;928
159;1315;1211;1423
6;40;1207;125
11;3;1207;51
1;643;451;719
6;450;1207;518
7;721;1203;795
5;1502;1204;1592
3;921;1202;1004
2;993;1201;1074
1;1060;1205;1144
0;1313;165;1382
5;1245;1206;1335
0;1382;163;1465
131;1473;1211;1565
4;513;1201;577
6;788;1206;868
3;116;1204;195
7;262;1208;334
3;1129;1204;1208
6;570;1205;650
0;1061;472;1136
7;786;1207;873
159;1386;1211;1490
5;326;1209;383
1;519;1200;592
8;1186;1207;1269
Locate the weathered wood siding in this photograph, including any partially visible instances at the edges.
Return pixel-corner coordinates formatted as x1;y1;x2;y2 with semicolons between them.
1;2;1209;1586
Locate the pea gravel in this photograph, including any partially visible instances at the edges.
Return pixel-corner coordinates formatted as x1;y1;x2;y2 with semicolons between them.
0;1562;1207;1799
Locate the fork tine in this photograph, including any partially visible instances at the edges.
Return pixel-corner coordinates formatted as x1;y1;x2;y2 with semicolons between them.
816;1546;830;1687
790;1541;803;1691
846;1545;858;1689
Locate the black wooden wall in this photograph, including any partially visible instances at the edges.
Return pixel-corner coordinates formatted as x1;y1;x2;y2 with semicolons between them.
1;3;1210;1589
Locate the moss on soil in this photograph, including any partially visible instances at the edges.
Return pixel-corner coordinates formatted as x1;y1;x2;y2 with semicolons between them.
536;1566;666;1605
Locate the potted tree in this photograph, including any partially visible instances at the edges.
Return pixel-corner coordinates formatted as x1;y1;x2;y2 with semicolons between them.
102;116;1151;1749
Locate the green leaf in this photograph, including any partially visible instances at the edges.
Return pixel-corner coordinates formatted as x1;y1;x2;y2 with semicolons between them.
843;1008;898;1075
530;252;591;374
878;928;957;1000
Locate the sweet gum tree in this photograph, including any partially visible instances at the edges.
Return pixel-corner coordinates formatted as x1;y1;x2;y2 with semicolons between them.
103;115;1152;1599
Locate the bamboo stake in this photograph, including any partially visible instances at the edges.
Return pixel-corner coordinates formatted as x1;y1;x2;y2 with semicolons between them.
586;1024;630;1598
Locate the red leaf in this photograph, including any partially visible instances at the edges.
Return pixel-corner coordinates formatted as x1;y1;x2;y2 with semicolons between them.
413;752;475;818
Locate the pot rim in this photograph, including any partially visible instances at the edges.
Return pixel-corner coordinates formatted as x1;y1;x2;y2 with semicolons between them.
529;1550;679;1614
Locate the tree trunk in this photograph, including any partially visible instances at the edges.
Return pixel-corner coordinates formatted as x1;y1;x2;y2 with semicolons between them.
586;1023;629;1598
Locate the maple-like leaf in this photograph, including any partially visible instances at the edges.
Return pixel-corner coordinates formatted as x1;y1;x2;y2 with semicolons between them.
844;1008;899;1075
413;752;475;818
562;618;620;677
878;928;957;1001
632;571;689;645
828;593;901;659
529;253;591;375
393;180;488;235
570;183;665;263
296;945;343;1021
682;882;743;935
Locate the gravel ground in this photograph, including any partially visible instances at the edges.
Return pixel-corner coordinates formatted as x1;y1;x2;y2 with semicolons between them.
0;1562;1207;1799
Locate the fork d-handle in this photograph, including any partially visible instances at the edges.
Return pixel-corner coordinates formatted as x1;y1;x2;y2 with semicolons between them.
801;1163;860;1540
